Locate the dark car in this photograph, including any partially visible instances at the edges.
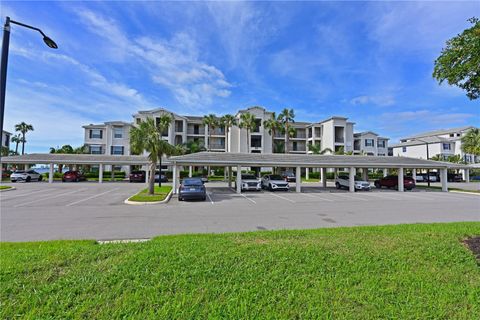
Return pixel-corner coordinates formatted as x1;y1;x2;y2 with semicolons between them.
281;171;296;182
178;177;206;201
374;175;415;190
129;170;146;182
154;172;169;183
447;173;463;182
62;171;86;182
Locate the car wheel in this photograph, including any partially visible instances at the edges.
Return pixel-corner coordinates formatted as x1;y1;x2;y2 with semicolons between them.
38;175;43;181
26;176;31;182
202;196;206;201
268;184;273;191
178;197;183;201
335;182;340;189
374;182;380;188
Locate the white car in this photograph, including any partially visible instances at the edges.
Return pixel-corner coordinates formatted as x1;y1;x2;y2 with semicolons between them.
10;170;43;182
261;174;289;191
235;174;261;191
335;174;370;191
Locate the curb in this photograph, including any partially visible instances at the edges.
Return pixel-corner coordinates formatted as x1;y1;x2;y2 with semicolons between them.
0;186;16;192
124;189;173;205
450;190;480;196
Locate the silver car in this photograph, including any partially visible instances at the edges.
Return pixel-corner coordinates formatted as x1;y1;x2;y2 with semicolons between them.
235;174;261;191
261;174;289;191
10;170;43;182
335;175;370;191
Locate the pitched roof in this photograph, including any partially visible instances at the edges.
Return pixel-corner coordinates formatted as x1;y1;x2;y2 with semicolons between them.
391;136;451;148
402;126;474;140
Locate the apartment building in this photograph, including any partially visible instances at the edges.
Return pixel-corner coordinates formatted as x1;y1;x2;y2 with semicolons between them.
82;106;390;172
2;130;11;150
391;126;478;163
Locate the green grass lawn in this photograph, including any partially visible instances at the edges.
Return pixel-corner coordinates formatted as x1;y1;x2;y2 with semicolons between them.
1;222;479;319
128;185;172;202
302;178;320;182
416;185;480;193
0;185;12;190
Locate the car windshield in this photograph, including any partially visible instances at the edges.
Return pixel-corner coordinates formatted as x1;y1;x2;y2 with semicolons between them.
269;175;283;180
283;172;294;177
242;174;257;180
183;178;203;186
65;171;74;174
131;171;143;174
14;170;25;173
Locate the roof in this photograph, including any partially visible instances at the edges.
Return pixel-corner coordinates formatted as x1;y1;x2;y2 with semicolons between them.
391;136;451;148
354;131;379;137
170;152;465;169
0;154;153;165
2;130;12;135
402;126;474;140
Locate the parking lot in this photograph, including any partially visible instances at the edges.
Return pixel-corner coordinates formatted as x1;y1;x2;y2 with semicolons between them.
1;181;479;242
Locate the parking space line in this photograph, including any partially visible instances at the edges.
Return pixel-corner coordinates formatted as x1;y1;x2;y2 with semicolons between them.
14;188;88;207
300;193;334;202
267;192;296;203
206;193;214;205
1;188;51;200
329;193;368;201
240;193;256;204
65;188;119;207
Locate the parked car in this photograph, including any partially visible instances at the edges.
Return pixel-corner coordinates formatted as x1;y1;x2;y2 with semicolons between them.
415;174;426;182
235;174;261;191
178;177;206;201
374;175;416;190
261;174;290;191
335;175;371;191
281;171;296;182
129;170;146;182
62;171;86;182
10;170;43;182
447;173;463;182
154;172;169;183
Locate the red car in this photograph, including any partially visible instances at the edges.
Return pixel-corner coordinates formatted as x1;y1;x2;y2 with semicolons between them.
374;175;416;190
129;170;146;182
62;171;86;182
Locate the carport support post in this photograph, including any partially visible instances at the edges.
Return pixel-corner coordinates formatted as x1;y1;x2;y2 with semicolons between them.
145;167;149;186
48;163;54;183
412;169;417;181
464;169;470;183
305;167;309;180
188;166;193;178
99;164;103;184
349;167;355;192
236;165;241;194
383;168;388;177
362;168;368;181
441;168;448;192
173;165;178;194
111;168;115;182
322;167;327;188
296;166;301;193
228;166;232;188
397;168;404;192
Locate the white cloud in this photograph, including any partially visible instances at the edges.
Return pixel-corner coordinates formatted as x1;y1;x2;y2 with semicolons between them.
350;95;395;107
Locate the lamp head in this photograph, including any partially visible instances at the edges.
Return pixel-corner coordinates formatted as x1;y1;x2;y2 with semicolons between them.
43;36;58;49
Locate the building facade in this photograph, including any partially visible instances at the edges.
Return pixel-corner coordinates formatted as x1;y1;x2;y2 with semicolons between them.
2;130;11;150
391;126;478;164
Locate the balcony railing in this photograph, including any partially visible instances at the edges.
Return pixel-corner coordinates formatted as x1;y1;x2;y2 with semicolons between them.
292;133;307;139
210;144;225;150
335;137;344;143
187;130;205;135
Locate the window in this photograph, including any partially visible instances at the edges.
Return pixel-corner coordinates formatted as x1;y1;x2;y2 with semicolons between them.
194;124;200;134
251;136;262;148
136;118;141;124
365;139;375;147
378;140;386;148
449;133;454;137
253;119;262;132
90;145;102;154
402;147;407;152
89;129;103;139
443;143;451;150
293;141;298;151
175;120;183;132
113;127;123;139
111;146;124;155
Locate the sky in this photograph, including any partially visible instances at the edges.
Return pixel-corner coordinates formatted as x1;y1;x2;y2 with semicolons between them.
1;1;479;153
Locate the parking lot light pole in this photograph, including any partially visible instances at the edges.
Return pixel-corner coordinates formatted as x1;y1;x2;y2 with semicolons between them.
0;16;57;161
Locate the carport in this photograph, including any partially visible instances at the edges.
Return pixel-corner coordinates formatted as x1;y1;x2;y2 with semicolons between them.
170;152;468;194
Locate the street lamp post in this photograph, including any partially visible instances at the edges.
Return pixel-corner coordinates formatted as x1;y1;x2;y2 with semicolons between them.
0;16;57;160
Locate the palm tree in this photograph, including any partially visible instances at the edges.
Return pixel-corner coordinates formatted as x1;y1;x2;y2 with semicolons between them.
461;128;480;156
203;114;218;151
130;118;176;194
183;140;206;154
11;134;22;155
263;112;282;153
220;114;237;152
155;114;174;186
239;112;257;153
277;108;295;153
308;143;332;155
14;122;34;155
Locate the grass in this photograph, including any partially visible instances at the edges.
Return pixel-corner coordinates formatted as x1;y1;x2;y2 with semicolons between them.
1;222;479;319
416;185;480;193
0;185;12;190
302;178;320;182
128;185;172;202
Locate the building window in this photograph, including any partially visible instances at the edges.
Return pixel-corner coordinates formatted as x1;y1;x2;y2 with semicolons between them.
365;139;375;147
402;147;407;152
251;136;262;148
175;120;183;132
111;146;124;155
194;124;200;135
449;133;454;137
443;143;451;150
89;129;103;139
113;127;123;139
136;118;141;124
90;145;102;154
378;140;386;148
253;119;261;132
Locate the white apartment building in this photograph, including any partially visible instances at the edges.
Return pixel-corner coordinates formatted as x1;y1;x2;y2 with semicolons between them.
83;106;390;173
391;126;478;163
2;130;11;150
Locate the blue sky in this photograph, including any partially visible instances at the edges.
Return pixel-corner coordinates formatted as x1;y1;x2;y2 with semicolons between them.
2;1;479;153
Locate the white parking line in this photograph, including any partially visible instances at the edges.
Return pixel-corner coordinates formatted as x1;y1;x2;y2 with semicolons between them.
206;192;214;205
1;188;51;200
360;193;402;200
329;193;368;201
65;188;119;207
14;188;88;207
300;192;334;202
240;193;256;204
267;192;296;203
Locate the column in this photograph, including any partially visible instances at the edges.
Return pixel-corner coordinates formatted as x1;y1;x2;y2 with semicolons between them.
111;168;115;182
236;165;241;194
441;168;448;192
224;166;227;181
362;168;368;181
296;166;301;193
305;167;309;180
98;164;104;183
144;166;149;186
383;168;388;177
412;169;417;182
322;168;327;188
173;165;178;194
188;166;193;178
334;168;338;179
228;166;232;188
464;169;470;183
349;167;355;193
397;167;404;192
48;163;54;183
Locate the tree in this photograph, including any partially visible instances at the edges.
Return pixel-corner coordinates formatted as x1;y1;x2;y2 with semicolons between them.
308;143;332;155
14;122;34;155
461;128;480;156
203;114;218;151
263;112;282;153
1;146;9;157
11;134;22;154
433;17;480;100
220;114;237;152
49;144;75;173
239;112;257;153
277;108;295;153
183;140;206;154
130;118;176;194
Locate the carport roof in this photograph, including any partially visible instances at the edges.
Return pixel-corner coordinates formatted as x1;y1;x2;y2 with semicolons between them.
0;153;153;165
170;152;465;169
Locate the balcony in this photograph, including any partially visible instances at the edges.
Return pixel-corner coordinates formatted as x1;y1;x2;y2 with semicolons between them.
210;128;225;135
335;137;344;143
210;144;225;150
187;129;205;135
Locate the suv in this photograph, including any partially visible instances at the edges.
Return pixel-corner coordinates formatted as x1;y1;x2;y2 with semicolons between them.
129;170;146;182
335;175;371;191
10;170;43;182
261;174;289;191
281;171;296;182
235;174;261;191
62;171;86;182
374;175;416;190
